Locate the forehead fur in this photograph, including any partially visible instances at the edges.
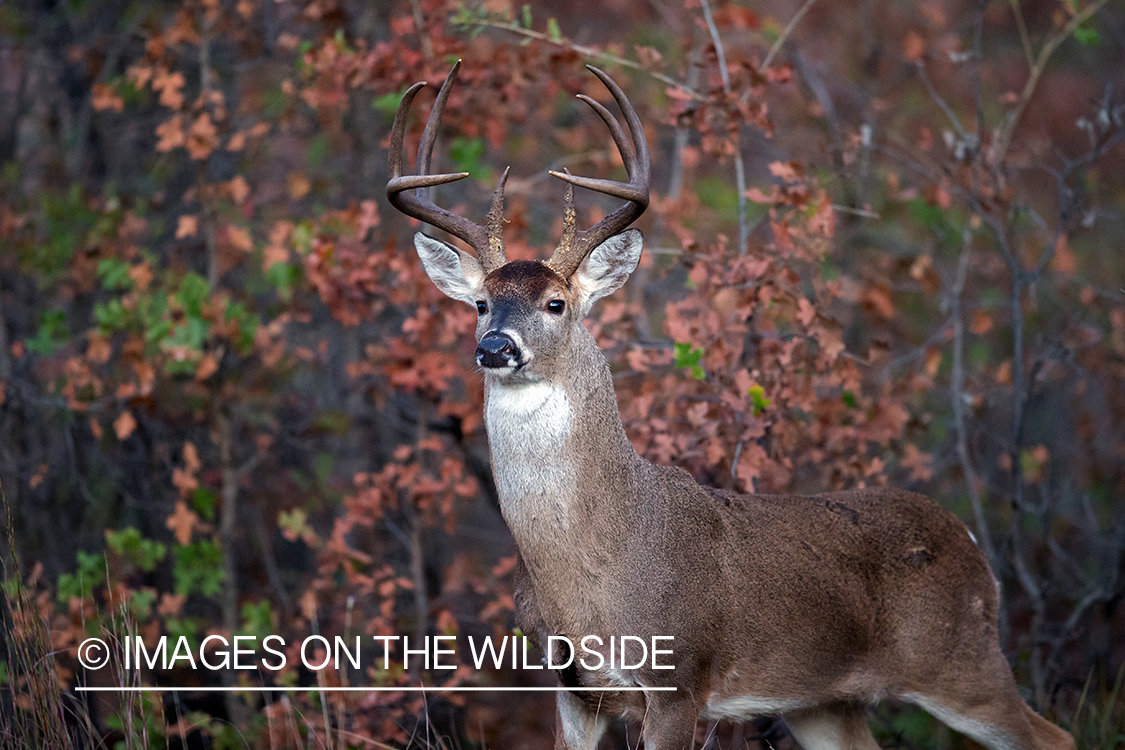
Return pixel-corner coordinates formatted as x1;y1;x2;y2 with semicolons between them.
483;260;567;300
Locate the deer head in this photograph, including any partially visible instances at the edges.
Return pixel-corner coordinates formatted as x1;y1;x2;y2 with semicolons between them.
386;61;650;384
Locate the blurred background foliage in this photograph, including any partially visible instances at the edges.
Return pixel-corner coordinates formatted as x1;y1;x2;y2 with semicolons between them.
0;0;1123;747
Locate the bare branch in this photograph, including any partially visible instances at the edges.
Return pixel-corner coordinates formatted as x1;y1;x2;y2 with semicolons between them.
465;18;704;101
699;0;749;255
993;0;1113;163
950;230;998;572
762;0;820;69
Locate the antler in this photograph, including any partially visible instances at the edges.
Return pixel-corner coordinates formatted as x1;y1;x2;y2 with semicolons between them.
547;65;651;278
386;60;509;273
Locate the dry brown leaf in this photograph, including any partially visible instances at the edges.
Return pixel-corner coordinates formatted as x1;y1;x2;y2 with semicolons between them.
903;30;926;62
114;410;137;440
228;175;250;204
186;113;219;160
166;501;198;545
176;215;198;239
91;83;124;112
155;115;186;152
287;172;311;200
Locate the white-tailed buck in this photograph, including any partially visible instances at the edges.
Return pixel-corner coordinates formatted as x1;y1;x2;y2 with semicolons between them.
387;61;1075;750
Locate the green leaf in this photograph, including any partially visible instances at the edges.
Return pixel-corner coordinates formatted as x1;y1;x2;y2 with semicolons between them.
173;540;225;597
449;136;486;177
1072;25;1100;47
192;487;218;521
57;550;107;602
96;258;133;290
94;299;128;332
842;390;858;409
106;527;167;572
521;4;532;28
176;272;210;318
673;342;706;379
372;88;410;114
748;384;771;415
279;508;312;540
25;310;68;355
129;588;157;618
240;600;275;640
546;17;562;41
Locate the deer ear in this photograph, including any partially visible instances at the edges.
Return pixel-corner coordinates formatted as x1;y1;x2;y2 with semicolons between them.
574;229;643;315
414;233;485;305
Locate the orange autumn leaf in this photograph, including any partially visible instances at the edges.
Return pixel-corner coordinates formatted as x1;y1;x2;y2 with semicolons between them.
970;310;994;335
195;352;219;381
228;175;250;203
166;501;199;545
176;214;198;239
91;83;124;112
903;30;926;62
127;63;153;89
86;335;112;364
114;410;138;440
262;244;289;271
287;172;311;200
155;115;186;151
186;113;219;160
767;161;803;182
797;297;816;328
154;69;186;109
901;444;933;482
183;442;201;473
223;224;253;253
128;262;153;290
1054;234;1077;274
172;467;198;496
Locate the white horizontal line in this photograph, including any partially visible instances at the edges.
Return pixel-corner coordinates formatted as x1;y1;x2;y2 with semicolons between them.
76;686;675;693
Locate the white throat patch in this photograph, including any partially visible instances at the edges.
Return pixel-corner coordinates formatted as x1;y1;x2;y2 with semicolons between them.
486;382;575;529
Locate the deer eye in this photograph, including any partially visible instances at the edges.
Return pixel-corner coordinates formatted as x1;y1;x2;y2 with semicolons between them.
546;300;565;315
476;301;488;315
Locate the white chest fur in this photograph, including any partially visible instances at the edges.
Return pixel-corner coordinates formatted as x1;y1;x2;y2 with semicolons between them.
485;381;576;530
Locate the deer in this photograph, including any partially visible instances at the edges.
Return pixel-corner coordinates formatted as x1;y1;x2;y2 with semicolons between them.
386;61;1075;750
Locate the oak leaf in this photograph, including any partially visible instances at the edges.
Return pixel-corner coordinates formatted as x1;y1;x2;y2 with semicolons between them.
114;410;138;440
166;501;198;545
176;215;198;239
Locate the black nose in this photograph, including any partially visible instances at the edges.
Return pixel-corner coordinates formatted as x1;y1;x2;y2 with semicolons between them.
476;333;519;369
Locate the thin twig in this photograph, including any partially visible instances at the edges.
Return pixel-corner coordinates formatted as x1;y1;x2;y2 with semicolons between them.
949;230;998;572
762;0;820;69
1008;0;1035;69
993;0;1112;163
916;62;968;139
466;18;704;100
409;0;434;62
699;0;749;255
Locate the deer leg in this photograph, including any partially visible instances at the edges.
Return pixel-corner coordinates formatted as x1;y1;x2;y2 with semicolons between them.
902;648;1075;750
555;692;609;750
783;704;880;750
640;695;700;750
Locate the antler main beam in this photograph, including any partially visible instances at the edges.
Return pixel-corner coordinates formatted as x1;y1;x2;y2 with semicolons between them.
547;65;651;278
386;60;509;272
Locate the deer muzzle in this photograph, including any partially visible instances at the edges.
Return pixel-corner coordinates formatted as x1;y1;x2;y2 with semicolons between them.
476;332;521;370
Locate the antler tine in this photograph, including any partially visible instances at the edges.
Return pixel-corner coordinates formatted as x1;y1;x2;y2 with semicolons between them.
547;65;650;278
386;60;508;272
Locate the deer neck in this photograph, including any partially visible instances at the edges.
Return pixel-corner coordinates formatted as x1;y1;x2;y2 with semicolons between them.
483;326;638;555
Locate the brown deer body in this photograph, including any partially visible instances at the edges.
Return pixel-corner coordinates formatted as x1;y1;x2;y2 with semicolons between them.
387;62;1074;750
